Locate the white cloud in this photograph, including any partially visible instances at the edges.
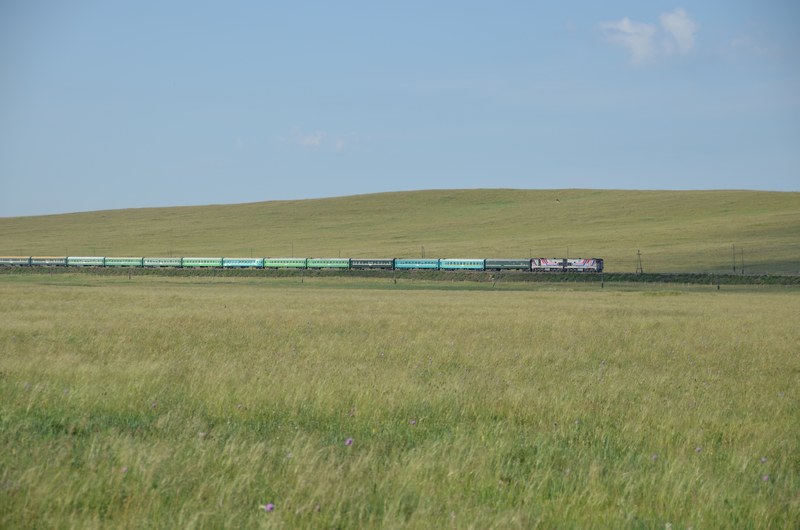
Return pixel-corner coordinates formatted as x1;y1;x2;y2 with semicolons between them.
660;8;699;55
600;8;699;63
599;17;657;63
292;127;327;147
281;127;354;152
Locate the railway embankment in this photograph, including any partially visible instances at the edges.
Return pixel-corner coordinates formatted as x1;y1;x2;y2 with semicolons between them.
2;266;798;285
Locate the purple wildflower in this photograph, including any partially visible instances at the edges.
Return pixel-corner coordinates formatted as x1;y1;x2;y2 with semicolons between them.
260;503;275;512
762;474;770;482
410;419;417;426
344;438;354;446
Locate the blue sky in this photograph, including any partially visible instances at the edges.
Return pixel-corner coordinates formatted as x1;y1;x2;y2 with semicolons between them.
1;1;798;216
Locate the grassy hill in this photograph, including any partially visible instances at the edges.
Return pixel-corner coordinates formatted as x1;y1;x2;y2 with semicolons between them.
1;189;798;273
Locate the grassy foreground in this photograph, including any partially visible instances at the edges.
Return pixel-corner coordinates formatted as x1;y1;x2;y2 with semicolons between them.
1;275;798;528
1;189;799;273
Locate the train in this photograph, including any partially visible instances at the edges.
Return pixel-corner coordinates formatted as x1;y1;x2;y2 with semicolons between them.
0;256;604;272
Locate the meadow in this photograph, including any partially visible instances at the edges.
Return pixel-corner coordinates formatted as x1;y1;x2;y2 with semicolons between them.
1;189;799;274
1;274;798;528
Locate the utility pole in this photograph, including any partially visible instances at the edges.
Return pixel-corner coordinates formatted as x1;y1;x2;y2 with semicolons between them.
636;250;644;275
741;248;744;275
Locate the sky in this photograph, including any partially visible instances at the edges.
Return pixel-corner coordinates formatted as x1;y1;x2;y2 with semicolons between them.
1;1;798;217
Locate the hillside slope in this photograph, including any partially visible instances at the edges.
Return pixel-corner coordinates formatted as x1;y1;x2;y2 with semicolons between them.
1;189;798;273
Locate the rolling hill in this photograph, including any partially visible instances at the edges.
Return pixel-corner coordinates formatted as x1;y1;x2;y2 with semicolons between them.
1;189;798;273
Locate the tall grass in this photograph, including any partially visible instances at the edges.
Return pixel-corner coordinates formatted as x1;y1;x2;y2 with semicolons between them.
1;275;798;527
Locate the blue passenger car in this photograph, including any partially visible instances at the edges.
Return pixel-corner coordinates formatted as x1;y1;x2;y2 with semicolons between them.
394;259;440;270
222;258;265;268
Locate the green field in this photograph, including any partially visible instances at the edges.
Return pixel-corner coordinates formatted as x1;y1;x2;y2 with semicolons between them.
1;189;798;526
1;189;798;273
1;274;798;528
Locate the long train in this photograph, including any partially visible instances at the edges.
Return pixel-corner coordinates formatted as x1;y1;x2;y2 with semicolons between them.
0;256;603;272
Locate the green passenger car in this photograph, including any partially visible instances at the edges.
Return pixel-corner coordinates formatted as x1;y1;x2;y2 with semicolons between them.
104;257;144;267
0;257;32;266
67;256;105;267
263;258;307;268
30;257;68;266
438;259;485;270
306;258;350;269
143;257;184;267
182;257;223;268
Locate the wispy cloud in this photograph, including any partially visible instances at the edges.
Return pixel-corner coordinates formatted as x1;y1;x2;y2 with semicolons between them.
598;17;657;63
600;8;699;63
729;34;780;59
660;8;699;55
292;128;327;148
280;127;355;152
